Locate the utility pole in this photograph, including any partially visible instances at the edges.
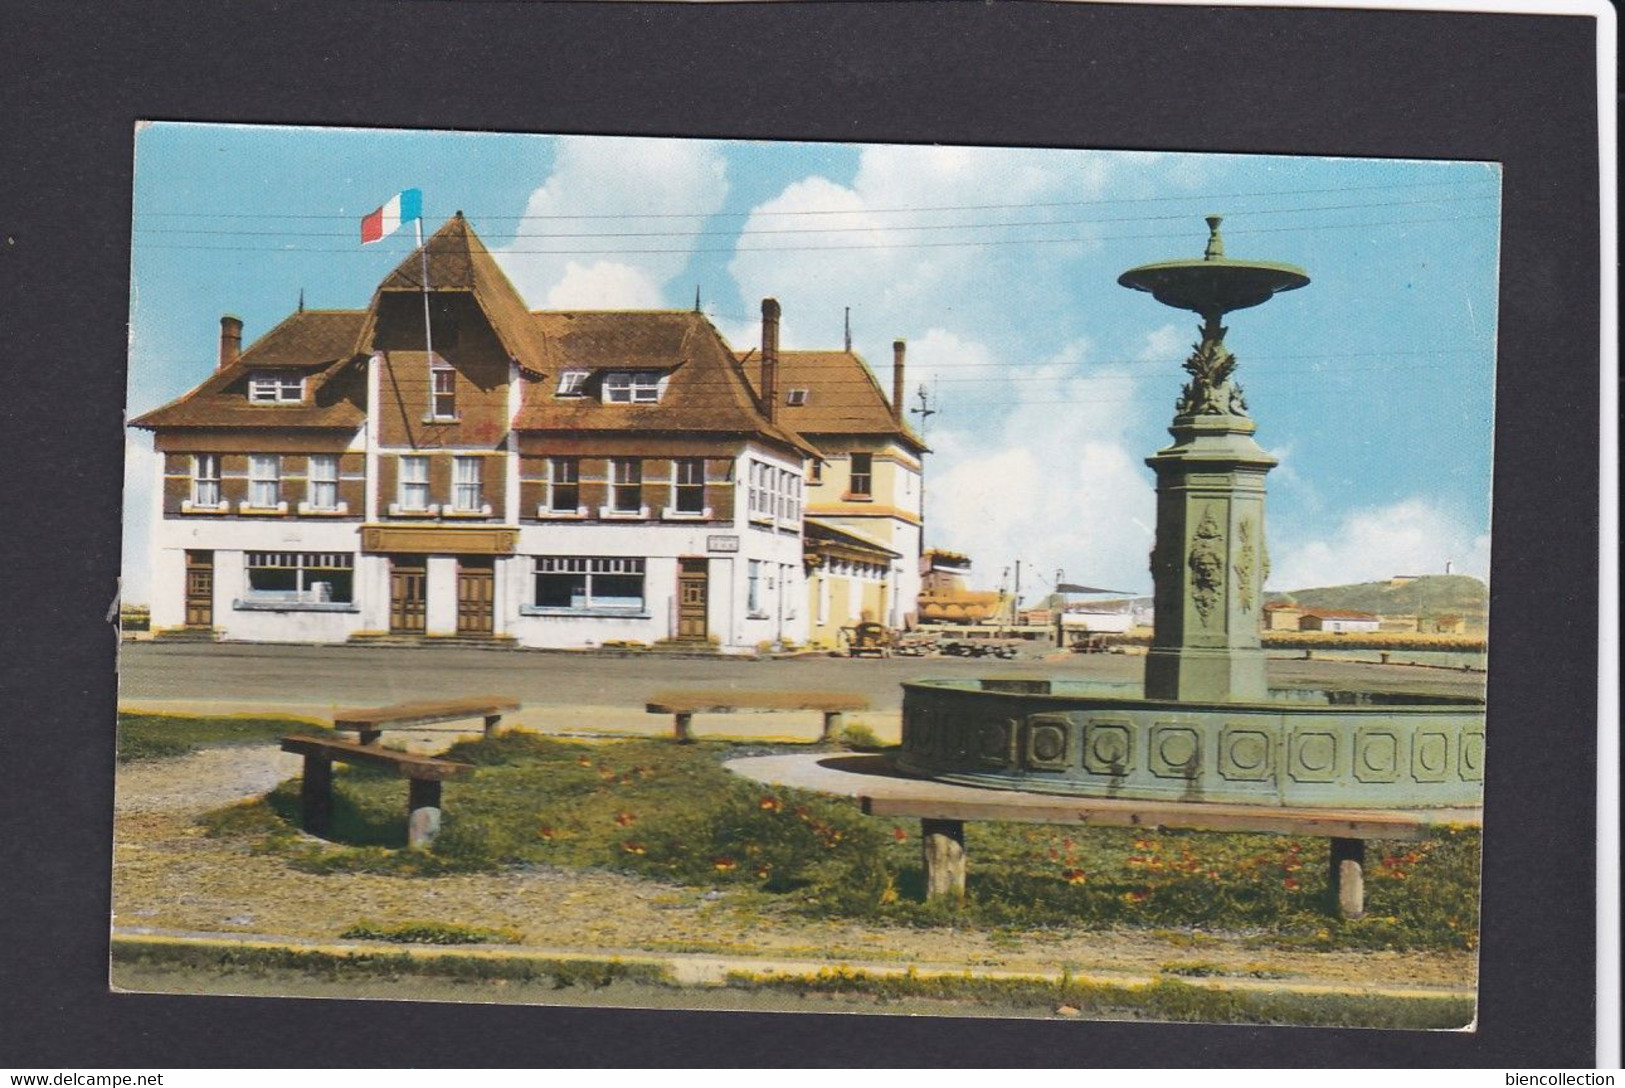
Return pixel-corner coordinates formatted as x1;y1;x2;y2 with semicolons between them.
909;383;938;558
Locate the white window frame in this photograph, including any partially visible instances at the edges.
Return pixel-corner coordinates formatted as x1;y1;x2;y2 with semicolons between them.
528;556;648;615
430;360;457;420
190;454;221;507
248;372;304;403
603;371;663;404
556;370;590;397
305;454;340;512
747;559;764;617
246;454;281;509
451;455;483;513
398;455;431;513
849;452;873;497
669;458;707;517
542;456;583;516
606;458;644;516
239;551;355;609
786;388;808;406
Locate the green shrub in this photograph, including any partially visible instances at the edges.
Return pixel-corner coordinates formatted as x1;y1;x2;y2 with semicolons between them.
837;722;885;750
340;919;522;945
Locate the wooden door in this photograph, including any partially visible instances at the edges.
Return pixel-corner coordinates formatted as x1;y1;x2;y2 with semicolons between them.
676;558;708;641
184;551;213;627
457;558;495;636
390;558;427;633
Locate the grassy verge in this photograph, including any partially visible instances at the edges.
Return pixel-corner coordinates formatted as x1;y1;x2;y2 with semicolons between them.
111;936;670;989
194;726;1481;954
117;712;326;762
723;966;1475;1029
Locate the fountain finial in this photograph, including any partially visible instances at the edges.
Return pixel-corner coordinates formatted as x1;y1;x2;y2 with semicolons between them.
1204;215;1225;260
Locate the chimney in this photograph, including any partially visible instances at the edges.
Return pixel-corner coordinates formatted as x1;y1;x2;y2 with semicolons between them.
891;339;907;422
761;297;780;423
218;315;243;370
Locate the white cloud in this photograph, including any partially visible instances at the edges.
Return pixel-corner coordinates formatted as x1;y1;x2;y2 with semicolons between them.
495;136;729;307
543;261;665;310
1268;497;1491;591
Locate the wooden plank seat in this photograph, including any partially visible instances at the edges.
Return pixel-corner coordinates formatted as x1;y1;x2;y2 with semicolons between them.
331;695;521;745
646;690;870;744
859;790;1482;919
280;733;475;849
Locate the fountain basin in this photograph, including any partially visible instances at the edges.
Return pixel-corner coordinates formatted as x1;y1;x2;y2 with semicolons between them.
896;679;1485;809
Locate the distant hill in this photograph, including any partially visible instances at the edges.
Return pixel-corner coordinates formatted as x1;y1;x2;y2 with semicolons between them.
1266;575;1488;620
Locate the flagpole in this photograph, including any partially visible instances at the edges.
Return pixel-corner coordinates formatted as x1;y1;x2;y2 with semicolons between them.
416;216;435;440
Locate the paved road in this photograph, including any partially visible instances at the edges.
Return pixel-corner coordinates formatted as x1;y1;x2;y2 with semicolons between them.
118;641;1484;712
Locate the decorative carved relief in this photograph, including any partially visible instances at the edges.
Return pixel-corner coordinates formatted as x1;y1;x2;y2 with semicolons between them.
1149;724;1202;780
1412;732;1450;783
1083;719;1135;777
1234;518;1256;612
1289;730;1340;783
1188;507;1225;626
1354;728;1402;783
1024;714;1074;771
976;718;1016;768
1459;731;1485;781
1219;726;1274;782
1175;321;1249;418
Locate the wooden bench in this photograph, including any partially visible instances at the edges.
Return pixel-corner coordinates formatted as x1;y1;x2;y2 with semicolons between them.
280;734;474;848
859;791;1482;919
332;695;522;745
646;690;870;744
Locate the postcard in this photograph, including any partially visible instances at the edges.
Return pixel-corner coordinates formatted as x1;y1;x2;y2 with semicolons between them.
114;122;1498;1028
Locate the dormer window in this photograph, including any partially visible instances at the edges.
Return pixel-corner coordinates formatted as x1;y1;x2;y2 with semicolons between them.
556;370;589;397
786;389;809;406
603;371;664;404
248;372;304;403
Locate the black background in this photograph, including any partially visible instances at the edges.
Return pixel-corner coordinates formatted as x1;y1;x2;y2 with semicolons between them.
0;0;1602;1068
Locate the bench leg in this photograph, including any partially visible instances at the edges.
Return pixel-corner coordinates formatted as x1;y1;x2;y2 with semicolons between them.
674;712;693;744
1330;837;1366;919
484;714;502;738
357;728;382;746
299;754;333;837
407;778;443;849
821;711;844;743
922;818;966;902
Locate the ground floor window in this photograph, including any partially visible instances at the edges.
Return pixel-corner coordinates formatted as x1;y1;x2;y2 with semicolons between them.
534;556;645;612
245;551;354;604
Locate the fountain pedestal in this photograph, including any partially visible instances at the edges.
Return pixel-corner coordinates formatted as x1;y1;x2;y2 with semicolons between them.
1144;411;1276;702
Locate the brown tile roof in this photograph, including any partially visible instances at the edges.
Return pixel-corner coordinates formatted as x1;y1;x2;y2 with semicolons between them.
355;213;550;376
514;310;818;457
1302;608;1380;620
738;349;926;452
130;310;367;430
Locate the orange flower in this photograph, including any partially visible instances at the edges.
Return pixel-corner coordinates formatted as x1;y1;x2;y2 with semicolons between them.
1123;890;1149;904
1126;856;1146;868
713;856;737;872
1283;877;1300;891
1062;868;1087;885
893;827;908;842
754;864;773;879
576;756;593;767
621;841;646;855
759;796;783;813
614;812;636;827
538;825;555;841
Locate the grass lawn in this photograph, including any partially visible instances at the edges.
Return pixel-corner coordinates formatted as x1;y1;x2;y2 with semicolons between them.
189;724;1482;954
117;712;328;762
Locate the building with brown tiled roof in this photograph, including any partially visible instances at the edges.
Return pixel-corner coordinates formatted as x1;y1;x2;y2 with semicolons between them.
131;215;825;652
738;333;928;631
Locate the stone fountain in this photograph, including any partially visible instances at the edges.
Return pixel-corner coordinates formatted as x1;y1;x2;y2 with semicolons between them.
893;218;1485;808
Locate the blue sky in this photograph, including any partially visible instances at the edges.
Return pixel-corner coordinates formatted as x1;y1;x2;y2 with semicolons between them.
124;122;1501;604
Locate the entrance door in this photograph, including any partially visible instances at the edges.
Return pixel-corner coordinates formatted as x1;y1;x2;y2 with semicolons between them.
184;551;213;627
457;558;495;636
390;558;427;633
676;558;708;641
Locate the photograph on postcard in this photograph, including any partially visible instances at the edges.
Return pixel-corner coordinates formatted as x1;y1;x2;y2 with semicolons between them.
115;123;1497;1027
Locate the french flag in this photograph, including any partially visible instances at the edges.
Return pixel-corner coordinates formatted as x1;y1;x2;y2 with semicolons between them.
360;188;423;245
